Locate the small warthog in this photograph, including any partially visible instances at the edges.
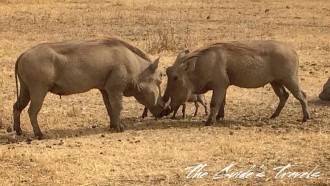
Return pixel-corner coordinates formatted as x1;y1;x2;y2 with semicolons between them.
163;40;310;124
172;94;208;119
142;94;208;119
319;78;330;101
13;37;165;139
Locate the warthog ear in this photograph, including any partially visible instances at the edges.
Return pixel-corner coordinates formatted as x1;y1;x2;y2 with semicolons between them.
174;49;190;64
185;58;196;72
149;57;160;72
166;66;173;75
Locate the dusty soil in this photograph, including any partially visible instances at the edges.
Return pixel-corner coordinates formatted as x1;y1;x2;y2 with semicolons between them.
0;0;329;185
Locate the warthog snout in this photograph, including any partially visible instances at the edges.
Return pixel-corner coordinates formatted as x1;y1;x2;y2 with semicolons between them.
148;99;166;118
160;107;173;117
159;97;173;118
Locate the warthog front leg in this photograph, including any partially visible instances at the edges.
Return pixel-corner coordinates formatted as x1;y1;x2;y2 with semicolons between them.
216;92;226;120
196;94;209;116
206;88;227;126
141;107;148;118
108;91;124;132
193;101;199;117
100;90;112;115
105;67;127;132
100;90;113;126
171;106;180;119
182;103;187;118
13;83;30;135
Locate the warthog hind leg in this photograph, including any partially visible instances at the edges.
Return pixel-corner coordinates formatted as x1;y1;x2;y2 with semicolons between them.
200;98;209;116
28;88;48;139
193;102;199;117
13;83;31;135
294;90;310;122
270;81;289;119
283;77;310;122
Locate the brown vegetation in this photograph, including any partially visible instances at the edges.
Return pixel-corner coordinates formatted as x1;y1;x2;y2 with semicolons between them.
0;0;329;185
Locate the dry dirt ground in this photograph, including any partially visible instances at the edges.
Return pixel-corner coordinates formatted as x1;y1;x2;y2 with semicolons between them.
0;0;329;185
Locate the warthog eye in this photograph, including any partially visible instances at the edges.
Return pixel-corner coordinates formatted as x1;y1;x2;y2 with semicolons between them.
173;76;178;81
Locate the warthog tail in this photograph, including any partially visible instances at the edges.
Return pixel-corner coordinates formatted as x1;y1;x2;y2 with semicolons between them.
14;53;25;109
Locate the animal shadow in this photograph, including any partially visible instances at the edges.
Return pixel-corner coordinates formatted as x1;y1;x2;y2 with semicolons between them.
308;98;330;107
0;115;280;143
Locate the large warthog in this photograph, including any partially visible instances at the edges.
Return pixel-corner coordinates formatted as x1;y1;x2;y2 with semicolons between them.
13;37;165;139
319;78;330;101
162;40;310;124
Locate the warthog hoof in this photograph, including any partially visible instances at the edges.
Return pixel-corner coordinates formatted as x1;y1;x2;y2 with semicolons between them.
35;133;44;140
216;114;224;121
14;127;22;135
205;118;215;126
270;113;279;119
142;112;147;118
302;114;311;123
110;125;124;132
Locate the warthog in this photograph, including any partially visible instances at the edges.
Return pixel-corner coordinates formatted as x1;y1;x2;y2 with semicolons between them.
163;40;310;125
13;37;165;139
319;78;330;101
172;94;208;119
142;94;208;119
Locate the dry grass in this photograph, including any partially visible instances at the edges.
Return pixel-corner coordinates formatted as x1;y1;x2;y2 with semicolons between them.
0;0;329;185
